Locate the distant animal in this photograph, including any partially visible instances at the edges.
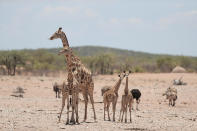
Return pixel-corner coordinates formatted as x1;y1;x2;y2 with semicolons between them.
173;77;187;85
101;86;111;96
130;89;141;110
163;87;177;106
53;82;62;98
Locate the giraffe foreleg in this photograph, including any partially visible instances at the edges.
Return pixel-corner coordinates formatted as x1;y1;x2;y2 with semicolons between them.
119;108;122;122
125;102;128;123
121;109;124;122
119;97;124;122
104;101;106;121
107;102;111;121
112;98;117;121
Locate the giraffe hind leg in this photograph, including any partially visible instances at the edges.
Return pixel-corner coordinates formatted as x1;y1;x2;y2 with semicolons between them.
82;92;88;122
88;84;97;121
70;95;76;124
89;91;97;121
66;95;70;125
75;91;79;124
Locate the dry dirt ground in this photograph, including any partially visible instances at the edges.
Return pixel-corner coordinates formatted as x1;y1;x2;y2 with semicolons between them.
0;73;197;131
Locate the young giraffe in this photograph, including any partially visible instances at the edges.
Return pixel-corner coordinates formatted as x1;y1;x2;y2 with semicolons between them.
55;81;83;123
103;71;126;121
50;27;96;122
57;82;79;124
119;71;134;123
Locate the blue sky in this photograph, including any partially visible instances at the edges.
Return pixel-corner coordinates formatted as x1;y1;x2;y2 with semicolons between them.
0;0;197;56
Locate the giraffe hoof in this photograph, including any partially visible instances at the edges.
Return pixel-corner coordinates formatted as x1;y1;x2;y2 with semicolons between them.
70;120;76;124
83;119;86;123
94;120;98;123
57;119;61;123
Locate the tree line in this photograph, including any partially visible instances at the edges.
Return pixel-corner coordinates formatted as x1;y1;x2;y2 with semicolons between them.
0;46;197;75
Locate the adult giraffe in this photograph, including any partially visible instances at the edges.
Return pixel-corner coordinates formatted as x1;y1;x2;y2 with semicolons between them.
49;27;96;123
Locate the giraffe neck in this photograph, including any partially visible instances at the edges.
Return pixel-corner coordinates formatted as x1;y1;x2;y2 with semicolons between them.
113;78;122;94
60;33;69;48
124;76;128;95
64;49;80;64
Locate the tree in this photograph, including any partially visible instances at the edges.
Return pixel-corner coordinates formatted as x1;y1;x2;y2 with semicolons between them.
157;57;175;72
0;52;25;75
179;56;191;68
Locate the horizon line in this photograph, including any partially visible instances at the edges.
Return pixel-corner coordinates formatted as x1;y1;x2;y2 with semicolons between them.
0;45;196;57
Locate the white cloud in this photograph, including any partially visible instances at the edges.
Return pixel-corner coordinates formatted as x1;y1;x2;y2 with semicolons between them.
84;9;98;17
41;5;100;20
158;10;197;29
128;18;143;25
107;17;143;26
42;6;79;16
97;17;144;32
109;18;119;25
175;3;184;8
183;10;197;16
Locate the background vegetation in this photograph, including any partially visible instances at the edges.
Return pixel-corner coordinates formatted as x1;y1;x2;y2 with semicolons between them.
0;46;197;75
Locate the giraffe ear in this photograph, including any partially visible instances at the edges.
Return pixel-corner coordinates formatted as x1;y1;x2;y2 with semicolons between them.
58;27;62;33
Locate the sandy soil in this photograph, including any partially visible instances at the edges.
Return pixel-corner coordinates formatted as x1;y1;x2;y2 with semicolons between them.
0;73;197;131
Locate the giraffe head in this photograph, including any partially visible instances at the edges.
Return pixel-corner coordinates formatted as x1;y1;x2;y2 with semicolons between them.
125;70;132;77
49;27;70;48
49;27;63;40
118;71;127;80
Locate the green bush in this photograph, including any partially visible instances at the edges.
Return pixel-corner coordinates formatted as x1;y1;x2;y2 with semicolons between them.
133;66;144;73
157;57;176;72
0;46;196;74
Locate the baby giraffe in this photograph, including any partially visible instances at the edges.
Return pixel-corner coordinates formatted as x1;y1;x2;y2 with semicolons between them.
103;71;126;121
119;71;133;123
